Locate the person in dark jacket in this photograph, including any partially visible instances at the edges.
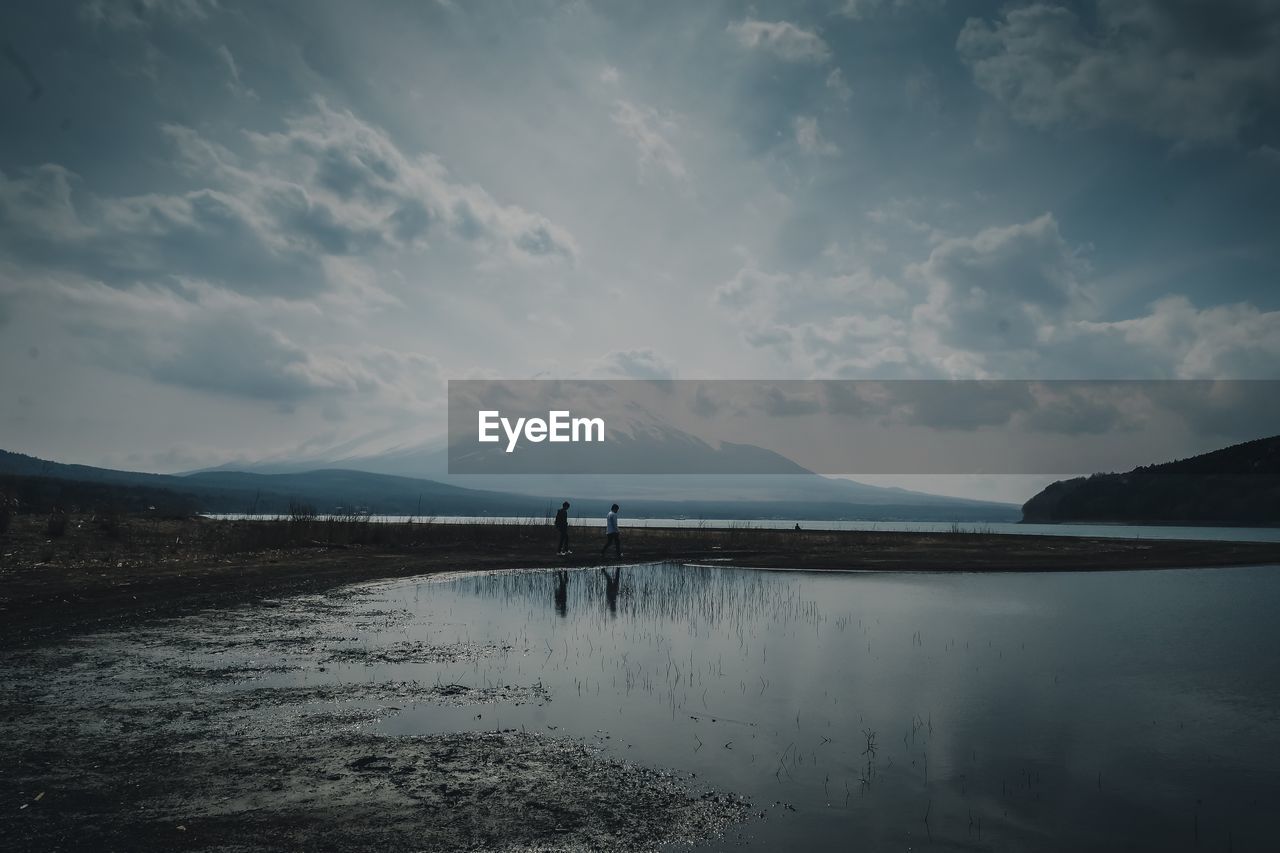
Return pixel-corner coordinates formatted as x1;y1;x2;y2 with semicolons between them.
554;501;572;555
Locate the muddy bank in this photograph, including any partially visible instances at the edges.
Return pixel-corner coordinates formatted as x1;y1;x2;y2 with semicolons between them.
0;586;751;852
4;514;1280;646
5;726;747;852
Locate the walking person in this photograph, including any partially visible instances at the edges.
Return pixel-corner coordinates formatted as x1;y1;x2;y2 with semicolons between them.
554;501;572;555
601;503;622;559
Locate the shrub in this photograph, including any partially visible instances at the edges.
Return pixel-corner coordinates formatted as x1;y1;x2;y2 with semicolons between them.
288;501;317;541
46;509;68;538
94;503;124;540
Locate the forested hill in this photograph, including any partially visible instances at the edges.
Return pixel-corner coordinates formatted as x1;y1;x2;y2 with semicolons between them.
1021;436;1280;526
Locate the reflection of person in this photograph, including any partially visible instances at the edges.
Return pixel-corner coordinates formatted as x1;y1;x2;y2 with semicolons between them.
602;567;621;614
554;501;572;555
554;570;569;617
601;503;622;559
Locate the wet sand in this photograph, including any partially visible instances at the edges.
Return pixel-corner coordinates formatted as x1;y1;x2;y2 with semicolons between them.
1;586;748;852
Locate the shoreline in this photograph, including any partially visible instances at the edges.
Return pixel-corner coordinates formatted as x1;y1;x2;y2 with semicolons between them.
3;515;1279;646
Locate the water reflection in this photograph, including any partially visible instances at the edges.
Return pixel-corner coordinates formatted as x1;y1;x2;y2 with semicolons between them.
399;563;1280;852
553;570;569;617
601;567;621;615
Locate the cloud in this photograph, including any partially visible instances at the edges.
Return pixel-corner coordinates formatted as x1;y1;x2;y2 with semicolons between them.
78;0;218;29
712;208;1277;383
713;257;911;375
591;348;677;380
798;314;914;376
957;0;1280;145
712;262;789;311
909;213;1091;354
0;101;577;301
246;100;578;262
825;68;852;103
1060;296;1280;379
611;100;687;182
840;0;943;21
900;216;1279;379
23;274;443;403
0;163;329;297
216;44;256;99
902;382;1043;430
760;386;822;416
793;116;840;155
1014;384;1137;435
728;19;831;63
865;198;944;243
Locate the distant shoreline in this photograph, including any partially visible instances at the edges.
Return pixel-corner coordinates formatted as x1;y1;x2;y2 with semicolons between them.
202;513;1280;540
1017;517;1280;529
4;514;1280;647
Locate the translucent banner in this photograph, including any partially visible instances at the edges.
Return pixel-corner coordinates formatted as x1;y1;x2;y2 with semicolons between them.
447;380;1280;475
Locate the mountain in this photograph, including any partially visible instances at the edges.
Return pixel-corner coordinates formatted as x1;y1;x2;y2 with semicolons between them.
3;448;1019;521
13;405;1021;520
191;426;1016;511
1021;435;1280;526
0;449;543;516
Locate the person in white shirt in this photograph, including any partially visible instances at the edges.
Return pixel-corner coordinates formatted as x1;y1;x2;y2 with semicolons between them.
601;503;621;558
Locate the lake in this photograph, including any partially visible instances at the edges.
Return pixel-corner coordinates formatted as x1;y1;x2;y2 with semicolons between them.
242;562;1280;851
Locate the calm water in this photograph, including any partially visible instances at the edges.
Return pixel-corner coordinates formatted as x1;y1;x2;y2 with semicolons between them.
208;514;1280;542
250;563;1280;851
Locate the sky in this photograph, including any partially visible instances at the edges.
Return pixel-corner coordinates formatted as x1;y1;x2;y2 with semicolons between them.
1;0;1278;497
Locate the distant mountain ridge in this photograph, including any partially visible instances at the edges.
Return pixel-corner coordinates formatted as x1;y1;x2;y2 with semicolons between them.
0;449;541;516
2;449;1019;521
1021;435;1280;526
190;427;1014;509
